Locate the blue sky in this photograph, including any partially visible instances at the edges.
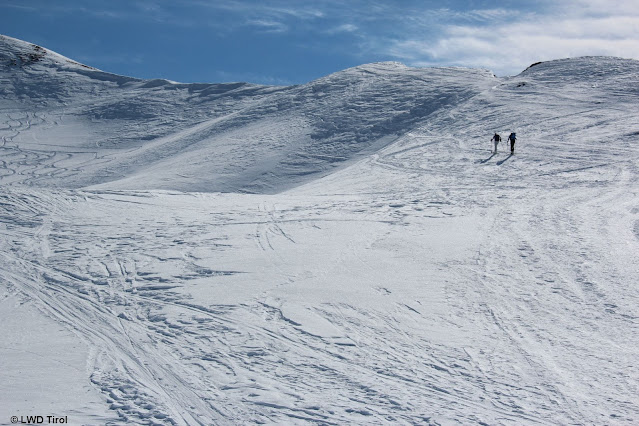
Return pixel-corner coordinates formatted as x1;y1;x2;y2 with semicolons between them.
2;0;638;85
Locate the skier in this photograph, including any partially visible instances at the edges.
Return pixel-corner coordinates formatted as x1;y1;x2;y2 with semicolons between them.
491;133;501;153
508;132;516;153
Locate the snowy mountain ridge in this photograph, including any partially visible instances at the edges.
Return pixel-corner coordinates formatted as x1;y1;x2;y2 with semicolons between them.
4;34;636;194
0;34;502;193
1;34;639;425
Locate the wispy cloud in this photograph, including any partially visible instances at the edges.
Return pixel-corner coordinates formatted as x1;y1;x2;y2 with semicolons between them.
210;69;294;86
261;5;324;20
189;0;324;18
6;0;639;79
324;24;358;35
384;1;639;75
0;3;38;12
463;8;523;21
555;0;639;16
245;19;289;33
184;0;326;33
2;1;162;22
76;53;146;66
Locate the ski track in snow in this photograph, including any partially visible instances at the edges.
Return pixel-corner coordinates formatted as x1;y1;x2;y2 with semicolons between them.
1;37;639;424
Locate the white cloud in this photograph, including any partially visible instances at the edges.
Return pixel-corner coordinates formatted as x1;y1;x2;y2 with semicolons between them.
9;0;639;76
386;4;639;75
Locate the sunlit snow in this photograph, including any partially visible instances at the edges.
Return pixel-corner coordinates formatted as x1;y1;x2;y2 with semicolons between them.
1;34;638;425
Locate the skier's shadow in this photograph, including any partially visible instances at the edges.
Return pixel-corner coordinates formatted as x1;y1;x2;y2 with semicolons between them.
479;153;497;164
497;154;513;165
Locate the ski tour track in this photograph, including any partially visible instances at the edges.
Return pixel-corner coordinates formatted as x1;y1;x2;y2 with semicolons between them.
1;59;639;424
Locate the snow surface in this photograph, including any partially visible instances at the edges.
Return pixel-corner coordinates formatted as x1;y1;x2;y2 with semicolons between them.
1;34;638;424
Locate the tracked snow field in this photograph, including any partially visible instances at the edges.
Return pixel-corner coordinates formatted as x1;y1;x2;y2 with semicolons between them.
1;35;639;424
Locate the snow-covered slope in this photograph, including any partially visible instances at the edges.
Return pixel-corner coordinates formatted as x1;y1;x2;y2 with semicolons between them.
1;34;638;425
0;34;495;193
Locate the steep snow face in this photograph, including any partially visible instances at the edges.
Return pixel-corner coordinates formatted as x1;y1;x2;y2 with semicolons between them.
1;35;496;192
1;35;639;425
0;35;134;106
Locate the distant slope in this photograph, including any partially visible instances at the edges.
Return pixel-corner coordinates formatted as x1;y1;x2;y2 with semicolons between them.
295;55;639;198
1;34;496;193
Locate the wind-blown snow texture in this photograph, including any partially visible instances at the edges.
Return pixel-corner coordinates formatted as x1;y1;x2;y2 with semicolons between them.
1;34;638;425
